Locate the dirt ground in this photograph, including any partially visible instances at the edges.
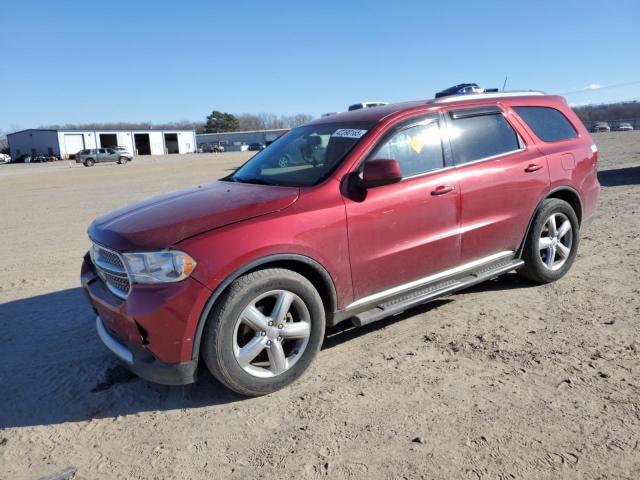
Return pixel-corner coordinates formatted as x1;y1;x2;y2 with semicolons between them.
1;133;639;480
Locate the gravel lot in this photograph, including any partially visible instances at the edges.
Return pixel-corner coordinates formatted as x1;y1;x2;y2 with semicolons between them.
1;133;639;480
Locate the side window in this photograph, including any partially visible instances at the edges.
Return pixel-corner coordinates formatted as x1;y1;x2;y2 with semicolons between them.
513;106;578;142
368;118;444;178
448;111;520;165
98;148;106;154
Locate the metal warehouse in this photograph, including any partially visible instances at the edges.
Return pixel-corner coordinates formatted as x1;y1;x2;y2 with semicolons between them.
7;128;197;159
197;128;288;151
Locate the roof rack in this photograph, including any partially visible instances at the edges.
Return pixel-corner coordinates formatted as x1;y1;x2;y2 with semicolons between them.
433;90;546;103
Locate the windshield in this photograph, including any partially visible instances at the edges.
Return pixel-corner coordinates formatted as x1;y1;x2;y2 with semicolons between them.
228;122;373;187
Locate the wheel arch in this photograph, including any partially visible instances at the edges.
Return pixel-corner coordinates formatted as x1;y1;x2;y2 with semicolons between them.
191;254;338;362
517;186;583;257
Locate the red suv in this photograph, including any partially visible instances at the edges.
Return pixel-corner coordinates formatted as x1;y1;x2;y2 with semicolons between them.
81;92;599;396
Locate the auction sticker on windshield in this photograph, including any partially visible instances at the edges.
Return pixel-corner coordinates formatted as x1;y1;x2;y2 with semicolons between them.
332;129;368;138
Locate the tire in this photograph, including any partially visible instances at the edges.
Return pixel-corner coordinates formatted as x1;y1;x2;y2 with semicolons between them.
118;156;128;164
277;154;291;168
518;198;580;283
201;268;325;396
84;158;95;167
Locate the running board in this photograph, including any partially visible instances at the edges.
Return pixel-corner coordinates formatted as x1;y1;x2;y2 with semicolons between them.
351;259;523;327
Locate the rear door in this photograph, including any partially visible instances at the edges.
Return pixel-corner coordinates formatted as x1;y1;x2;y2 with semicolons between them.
443;105;549;263
344;114;461;301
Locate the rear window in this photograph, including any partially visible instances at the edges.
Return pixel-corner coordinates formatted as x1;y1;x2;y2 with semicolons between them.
513;106;577;142
448;111;521;165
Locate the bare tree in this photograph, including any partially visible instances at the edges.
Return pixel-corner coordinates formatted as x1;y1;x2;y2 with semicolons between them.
237;114;264;131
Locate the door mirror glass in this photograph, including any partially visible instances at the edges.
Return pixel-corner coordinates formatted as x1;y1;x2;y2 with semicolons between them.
361;159;402;188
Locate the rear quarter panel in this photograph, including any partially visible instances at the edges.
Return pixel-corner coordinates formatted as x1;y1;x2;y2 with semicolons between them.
506;98;600;222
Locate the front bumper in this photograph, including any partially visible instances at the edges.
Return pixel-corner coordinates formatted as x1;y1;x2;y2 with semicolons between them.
96;315;197;385
81;251;212;384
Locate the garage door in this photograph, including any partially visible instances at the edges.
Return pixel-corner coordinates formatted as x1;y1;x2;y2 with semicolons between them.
64;134;85;159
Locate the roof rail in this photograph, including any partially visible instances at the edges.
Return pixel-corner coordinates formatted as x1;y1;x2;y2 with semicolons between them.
433;90;546;103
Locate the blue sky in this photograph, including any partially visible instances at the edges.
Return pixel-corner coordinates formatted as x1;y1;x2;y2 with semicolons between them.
1;0;639;132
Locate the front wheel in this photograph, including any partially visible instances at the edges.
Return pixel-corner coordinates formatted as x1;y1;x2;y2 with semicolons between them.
84;158;95;167
118;156;128;164
201;268;325;396
518;198;580;283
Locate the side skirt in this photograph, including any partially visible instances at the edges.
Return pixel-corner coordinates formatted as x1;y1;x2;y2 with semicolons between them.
333;254;523;327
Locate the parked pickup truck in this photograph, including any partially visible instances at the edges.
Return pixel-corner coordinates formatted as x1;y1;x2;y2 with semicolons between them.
76;148;132;167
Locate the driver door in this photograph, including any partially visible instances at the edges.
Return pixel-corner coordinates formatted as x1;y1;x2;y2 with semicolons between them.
344;114;461;301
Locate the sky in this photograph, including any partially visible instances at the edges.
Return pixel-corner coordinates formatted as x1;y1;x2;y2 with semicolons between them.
1;0;639;132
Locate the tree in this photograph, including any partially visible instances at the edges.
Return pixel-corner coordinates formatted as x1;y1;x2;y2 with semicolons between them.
205;111;239;133
237;113;264;131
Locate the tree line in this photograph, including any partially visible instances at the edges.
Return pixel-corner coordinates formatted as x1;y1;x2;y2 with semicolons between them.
572;101;640;122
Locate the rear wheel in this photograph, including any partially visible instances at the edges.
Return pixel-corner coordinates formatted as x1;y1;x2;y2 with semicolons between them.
84;158;95;167
518;198;580;283
201;268;325;396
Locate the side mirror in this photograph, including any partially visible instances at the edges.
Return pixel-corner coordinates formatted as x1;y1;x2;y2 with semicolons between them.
361;159;402;188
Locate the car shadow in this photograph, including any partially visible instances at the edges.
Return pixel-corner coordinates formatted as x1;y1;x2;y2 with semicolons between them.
0;288;242;429
598;166;640;187
323;299;452;350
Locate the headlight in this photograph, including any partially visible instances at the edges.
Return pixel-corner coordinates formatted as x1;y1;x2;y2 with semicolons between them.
122;251;197;284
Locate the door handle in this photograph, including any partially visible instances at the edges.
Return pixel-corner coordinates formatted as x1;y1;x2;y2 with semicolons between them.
525;163;543;173
431;185;454;196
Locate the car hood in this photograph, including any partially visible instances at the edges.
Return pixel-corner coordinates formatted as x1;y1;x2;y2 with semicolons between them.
89;181;299;251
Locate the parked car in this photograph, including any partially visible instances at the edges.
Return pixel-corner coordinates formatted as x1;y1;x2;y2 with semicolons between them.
14;154;31;163
615;122;633;131
270;134;326;167
592;122;611;132
348;101;388;111
248;143;265;151
82;91;599;396
76;148;132;167
0;153;11;163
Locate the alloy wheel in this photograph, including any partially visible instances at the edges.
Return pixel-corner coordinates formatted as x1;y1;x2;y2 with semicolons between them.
232;290;311;378
538;212;573;271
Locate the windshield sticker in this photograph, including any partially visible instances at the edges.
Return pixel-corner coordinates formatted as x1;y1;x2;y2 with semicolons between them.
332;129;368;139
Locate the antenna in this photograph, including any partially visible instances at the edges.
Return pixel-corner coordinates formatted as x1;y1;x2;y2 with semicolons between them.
502;76;508;91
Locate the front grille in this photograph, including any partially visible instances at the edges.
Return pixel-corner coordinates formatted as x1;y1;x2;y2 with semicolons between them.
91;243;131;299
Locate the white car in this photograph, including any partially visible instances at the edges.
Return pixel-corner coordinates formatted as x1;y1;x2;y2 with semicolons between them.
616;122;634;131
0;153;11;163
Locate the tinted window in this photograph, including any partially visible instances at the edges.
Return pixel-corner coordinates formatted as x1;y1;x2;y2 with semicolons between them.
369;118;444;177
513;107;577;142
449;112;520;165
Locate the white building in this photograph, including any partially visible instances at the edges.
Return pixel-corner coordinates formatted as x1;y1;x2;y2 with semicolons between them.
7;128;197;159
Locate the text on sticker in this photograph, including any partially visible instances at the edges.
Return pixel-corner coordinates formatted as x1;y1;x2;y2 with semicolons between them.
332;129;368;139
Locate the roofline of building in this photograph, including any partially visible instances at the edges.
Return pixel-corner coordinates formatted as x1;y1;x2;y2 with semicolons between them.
7;128;197;136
